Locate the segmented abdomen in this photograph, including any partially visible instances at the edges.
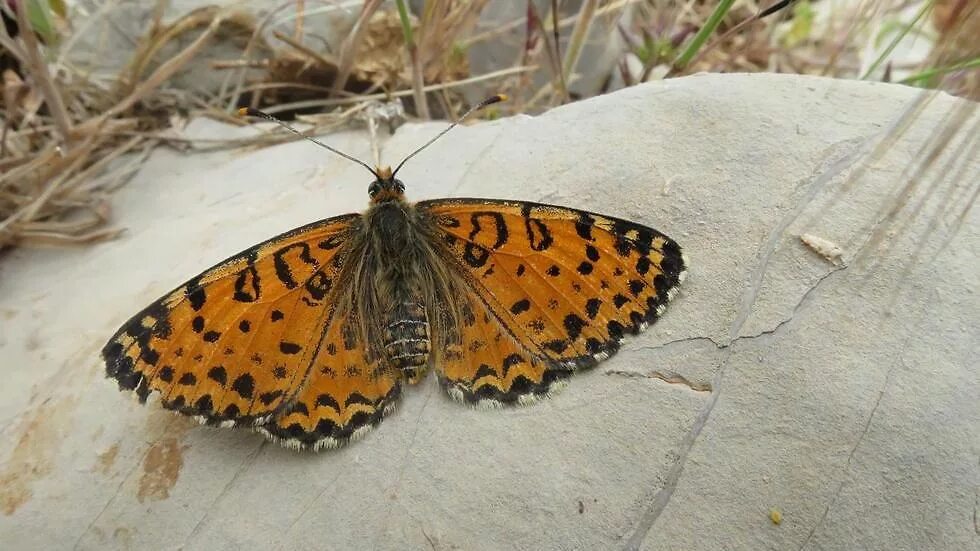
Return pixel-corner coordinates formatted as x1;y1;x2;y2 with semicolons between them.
384;302;430;381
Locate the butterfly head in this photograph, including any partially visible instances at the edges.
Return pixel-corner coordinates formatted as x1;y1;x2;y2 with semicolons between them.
368;166;405;203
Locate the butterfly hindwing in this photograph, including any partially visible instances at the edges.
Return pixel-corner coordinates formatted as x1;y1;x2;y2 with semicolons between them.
102;214;360;426
256;313;401;450
419;198;686;370
439;290;572;407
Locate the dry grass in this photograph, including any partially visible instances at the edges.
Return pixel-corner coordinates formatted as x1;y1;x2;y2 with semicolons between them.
1;0;976;250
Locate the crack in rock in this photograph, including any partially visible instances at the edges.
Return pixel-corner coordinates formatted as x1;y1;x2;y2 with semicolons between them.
623;264;847;550
798;356;899;551
604;369;712;393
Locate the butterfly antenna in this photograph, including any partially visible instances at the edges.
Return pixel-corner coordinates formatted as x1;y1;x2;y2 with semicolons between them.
391;94;507;178
238;107;380;179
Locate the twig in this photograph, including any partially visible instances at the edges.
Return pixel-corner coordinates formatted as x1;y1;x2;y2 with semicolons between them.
562;0;598;92
396;0;430;119
332;0;383;96
75;14;224;136
462;0;639;48
550;0;568;103
15;3;72;144
255;65;536;115
272;30;339;69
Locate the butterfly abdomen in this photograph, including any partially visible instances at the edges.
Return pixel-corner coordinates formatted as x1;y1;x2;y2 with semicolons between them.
383;302;430;381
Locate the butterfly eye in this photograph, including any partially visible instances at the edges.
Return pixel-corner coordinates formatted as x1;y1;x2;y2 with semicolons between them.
368;181;381;196
394;180;405;193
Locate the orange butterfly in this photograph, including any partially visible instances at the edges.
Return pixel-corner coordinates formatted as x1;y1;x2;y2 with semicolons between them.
103;95;687;451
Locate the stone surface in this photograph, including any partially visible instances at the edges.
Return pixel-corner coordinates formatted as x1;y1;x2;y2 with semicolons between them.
0;74;976;550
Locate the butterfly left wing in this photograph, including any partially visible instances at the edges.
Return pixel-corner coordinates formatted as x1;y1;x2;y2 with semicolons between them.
102;214;360;427
418;198;686;381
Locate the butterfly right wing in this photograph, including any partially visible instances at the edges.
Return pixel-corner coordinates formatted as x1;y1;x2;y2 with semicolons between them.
102;214;360;427
439;290;572;407
419;199;686;373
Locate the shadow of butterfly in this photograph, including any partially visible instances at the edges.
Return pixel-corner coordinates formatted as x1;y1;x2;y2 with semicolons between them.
102;95;687;451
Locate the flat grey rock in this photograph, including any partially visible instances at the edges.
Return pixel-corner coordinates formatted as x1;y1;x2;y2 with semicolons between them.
0;74;976;550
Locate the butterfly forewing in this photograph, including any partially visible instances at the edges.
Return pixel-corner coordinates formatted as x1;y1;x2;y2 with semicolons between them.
419;199;686;371
102;214;360;425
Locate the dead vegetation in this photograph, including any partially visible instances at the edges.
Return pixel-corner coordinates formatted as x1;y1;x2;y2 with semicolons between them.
0;0;976;250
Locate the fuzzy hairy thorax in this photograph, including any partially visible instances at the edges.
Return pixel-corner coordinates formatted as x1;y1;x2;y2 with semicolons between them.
333;197;467;374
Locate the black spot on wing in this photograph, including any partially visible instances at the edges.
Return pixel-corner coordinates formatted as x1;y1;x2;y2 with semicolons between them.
186;279;206;311
279;341;302;355
208;366;227;386
475;364;497;379
231;374;255;399
585;244;600;262
158;366;174;382
272;242;316;289
469;212;508;249
259;390;284;406
585;298;601;319
501;353;523;376
575;212;595;241
316;393;340;411
317;235;344;250
463;243;490;268
524;216;553;251
305;270;332;301
564;314;586;340
233;263;261;302
345;392;373;407
544;339;569;353
636;256;651;275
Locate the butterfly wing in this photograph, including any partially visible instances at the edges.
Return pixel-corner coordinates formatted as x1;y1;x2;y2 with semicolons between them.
439;289;573;407
256;316;401;450
419;199;686;397
102;214;360;427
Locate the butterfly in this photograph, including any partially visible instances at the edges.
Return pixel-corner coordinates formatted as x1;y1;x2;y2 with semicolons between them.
102;95;687;451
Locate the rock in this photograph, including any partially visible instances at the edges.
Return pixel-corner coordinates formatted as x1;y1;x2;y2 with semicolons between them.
0;73;975;550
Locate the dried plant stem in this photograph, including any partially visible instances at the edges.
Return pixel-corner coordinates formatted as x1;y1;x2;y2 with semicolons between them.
14;3;72;144
332;0;384;96
396;0;430;119
272;30;339;68
463;0;638;48
562;0;598;87
550;0;568;103
256;65;535;115
75;15;223;136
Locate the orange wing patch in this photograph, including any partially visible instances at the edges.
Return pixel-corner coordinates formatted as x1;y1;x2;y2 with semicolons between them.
439;291;571;408
420;199;686;372
102;214;360;427
256;315;401;450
